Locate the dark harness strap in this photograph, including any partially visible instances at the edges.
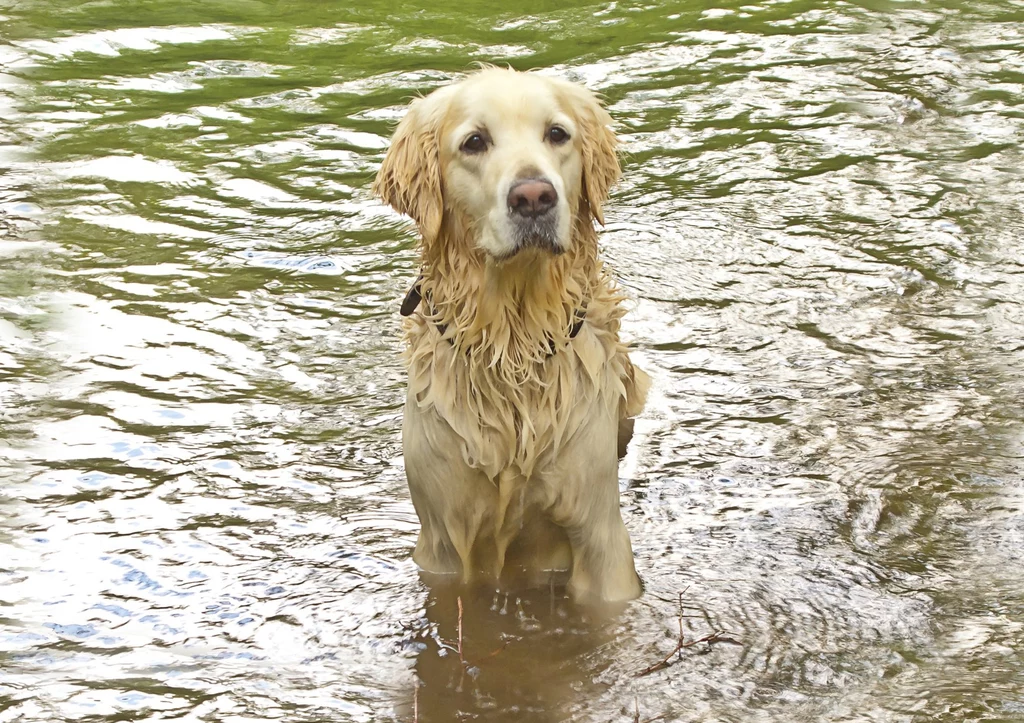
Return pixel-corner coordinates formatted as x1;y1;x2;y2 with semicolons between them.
399;282;423;317
400;277;586;356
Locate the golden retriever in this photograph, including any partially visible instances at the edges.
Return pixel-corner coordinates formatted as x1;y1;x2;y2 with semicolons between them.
373;67;649;603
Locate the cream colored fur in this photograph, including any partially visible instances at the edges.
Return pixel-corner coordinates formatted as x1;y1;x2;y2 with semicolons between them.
373;68;649;603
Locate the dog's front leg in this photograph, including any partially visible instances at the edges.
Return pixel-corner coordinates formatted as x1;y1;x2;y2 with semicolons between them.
403;394;490;582
564;505;642;604
548;410;643;604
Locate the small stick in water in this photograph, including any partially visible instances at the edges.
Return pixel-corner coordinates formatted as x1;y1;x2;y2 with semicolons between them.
457;595;464;664
636;589;740;677
632;695;669;723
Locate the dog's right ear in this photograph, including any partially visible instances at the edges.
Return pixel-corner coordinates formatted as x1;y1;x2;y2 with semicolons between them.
372;89;451;244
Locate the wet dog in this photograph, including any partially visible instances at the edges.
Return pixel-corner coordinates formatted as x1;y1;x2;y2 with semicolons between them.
374;68;648;603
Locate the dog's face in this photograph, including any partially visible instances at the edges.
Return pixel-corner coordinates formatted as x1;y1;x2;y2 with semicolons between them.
374;69;620;262
441;73;581;259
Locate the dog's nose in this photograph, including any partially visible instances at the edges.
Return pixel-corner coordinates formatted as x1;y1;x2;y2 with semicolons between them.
507;178;558;218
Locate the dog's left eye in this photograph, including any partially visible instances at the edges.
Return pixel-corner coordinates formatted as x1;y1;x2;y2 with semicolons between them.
461;132;489;154
547;125;570;144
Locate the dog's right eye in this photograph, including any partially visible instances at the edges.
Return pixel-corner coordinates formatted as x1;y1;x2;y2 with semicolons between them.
460;132;489;154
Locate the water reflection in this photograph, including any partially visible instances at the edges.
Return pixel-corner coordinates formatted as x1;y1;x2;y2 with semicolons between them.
403;583;619;722
1;0;1023;720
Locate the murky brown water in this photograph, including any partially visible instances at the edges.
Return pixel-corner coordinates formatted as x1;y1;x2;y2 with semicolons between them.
2;1;1023;721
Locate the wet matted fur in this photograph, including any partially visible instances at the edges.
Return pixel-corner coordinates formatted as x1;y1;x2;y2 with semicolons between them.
373;68;649;603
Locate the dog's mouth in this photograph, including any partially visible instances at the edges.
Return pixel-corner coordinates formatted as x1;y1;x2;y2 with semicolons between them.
508;215;563;256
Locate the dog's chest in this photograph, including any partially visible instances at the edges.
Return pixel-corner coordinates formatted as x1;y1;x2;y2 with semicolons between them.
405;320;620;480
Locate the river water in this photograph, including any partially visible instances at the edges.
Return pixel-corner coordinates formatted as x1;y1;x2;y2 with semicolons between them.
1;1;1023;721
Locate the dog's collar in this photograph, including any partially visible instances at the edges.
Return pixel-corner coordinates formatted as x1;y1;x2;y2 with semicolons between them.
400;277;586;355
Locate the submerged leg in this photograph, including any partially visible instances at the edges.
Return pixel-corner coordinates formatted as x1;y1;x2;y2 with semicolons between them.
548;409;642;603
404;394;491;581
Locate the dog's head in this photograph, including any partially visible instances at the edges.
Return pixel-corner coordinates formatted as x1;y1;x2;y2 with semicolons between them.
373;68;619;262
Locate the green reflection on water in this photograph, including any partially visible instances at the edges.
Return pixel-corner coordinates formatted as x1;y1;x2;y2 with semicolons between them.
1;0;1023;721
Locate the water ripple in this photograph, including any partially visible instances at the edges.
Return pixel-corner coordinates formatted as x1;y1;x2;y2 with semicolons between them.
2;1;1023;721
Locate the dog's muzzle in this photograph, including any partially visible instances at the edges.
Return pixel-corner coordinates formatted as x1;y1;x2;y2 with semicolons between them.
506;177;562;256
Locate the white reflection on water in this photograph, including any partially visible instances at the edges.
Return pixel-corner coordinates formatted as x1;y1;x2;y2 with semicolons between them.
1;1;1023;721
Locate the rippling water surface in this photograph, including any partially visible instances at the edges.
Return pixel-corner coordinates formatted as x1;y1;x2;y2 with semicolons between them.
2;1;1023;721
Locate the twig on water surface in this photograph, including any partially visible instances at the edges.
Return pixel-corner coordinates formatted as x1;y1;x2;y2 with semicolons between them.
636;630;738;676
435;595;508;665
636;590;740;677
413;682;419;723
482;638;511;659
632;695;669;723
457;595;464;664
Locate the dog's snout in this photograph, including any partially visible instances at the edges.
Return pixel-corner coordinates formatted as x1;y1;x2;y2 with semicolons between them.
507;178;558;218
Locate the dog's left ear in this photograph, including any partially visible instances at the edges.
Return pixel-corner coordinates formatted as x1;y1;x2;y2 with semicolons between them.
372;88;452;244
562;84;621;226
